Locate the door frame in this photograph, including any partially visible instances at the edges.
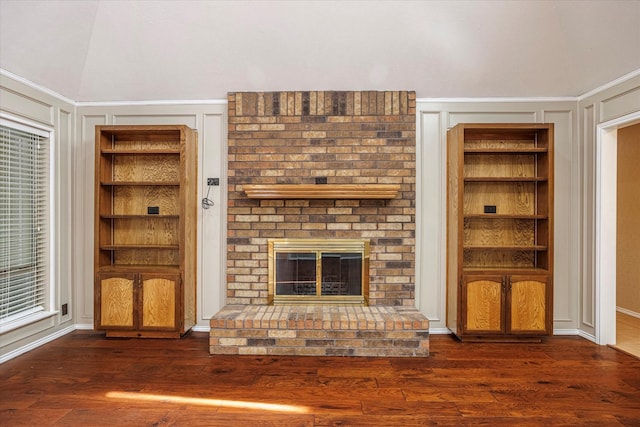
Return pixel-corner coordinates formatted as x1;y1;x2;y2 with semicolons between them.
595;110;640;345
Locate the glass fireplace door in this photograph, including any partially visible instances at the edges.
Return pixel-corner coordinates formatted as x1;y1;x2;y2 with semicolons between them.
268;239;369;305
275;252;317;296
320;253;362;296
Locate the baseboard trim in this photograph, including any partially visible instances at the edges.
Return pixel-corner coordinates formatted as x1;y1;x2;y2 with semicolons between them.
617;307;640;319
577;329;597;343
74;323;94;330
0;324;76;364
429;327;452;335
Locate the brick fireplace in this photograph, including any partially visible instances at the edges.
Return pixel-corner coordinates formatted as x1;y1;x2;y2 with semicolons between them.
209;91;429;357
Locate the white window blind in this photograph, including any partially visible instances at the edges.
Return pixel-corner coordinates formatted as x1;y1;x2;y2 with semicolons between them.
0;123;50;323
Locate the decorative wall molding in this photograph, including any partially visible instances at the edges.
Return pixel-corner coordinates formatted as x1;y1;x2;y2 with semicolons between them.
578;68;640;101
1;68;76;106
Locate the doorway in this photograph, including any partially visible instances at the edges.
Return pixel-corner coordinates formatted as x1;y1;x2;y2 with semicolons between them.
595;111;640;347
614;123;640;357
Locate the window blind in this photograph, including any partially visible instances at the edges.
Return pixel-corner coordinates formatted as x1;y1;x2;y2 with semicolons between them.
0;124;49;323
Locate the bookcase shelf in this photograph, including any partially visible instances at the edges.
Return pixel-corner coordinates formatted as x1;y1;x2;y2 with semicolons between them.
463;177;548;182
447;123;554;342
464;214;547;219
94;125;197;339
100;181;181;186
101;148;182;154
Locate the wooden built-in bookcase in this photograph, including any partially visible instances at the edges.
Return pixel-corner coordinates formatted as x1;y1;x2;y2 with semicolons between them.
94;125;197;338
446;123;554;341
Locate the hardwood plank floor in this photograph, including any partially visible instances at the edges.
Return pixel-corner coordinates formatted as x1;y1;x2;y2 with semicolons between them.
616;312;640;358
2;331;640;426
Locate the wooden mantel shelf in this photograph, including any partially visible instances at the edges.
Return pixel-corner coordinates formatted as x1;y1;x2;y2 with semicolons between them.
242;184;401;199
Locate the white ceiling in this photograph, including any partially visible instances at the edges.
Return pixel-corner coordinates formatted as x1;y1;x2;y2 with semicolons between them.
1;0;639;102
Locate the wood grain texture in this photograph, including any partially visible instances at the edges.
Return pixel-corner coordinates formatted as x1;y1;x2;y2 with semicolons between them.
113;248;179;266
110;138;180;151
616;311;640;358
463;249;536;269
510;279;547;332
94;125;198;338
113;154;179;182
464;153;536;178
464;218;535;246
465;278;503;332
112;186;179;215
463;137;539;150
446;124;461;334
2;332;639;426
112;217;179;246
242;184;401;199
141;276;177;329
99;277;134;327
448;124;554;341
463;182;535;216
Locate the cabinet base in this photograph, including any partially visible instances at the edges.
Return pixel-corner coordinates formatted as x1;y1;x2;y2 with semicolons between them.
103;329;192;339
453;334;545;343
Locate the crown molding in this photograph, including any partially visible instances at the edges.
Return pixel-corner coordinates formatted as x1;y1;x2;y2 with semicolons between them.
76;99;228;107
416;96;577;103
5;67;638;108
578;68;640;101
1;68;76;106
1;68;229;107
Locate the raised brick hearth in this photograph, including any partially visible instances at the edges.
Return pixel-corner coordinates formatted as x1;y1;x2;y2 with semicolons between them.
210;305;429;357
210;90;429;357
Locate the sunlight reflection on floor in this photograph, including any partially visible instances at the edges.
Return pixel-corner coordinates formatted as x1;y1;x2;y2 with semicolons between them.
106;391;309;413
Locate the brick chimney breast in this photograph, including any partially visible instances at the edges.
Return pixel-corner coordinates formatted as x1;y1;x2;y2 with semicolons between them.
227;91;416;307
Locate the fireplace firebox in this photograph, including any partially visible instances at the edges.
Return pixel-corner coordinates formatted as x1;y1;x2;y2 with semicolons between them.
268;239;370;305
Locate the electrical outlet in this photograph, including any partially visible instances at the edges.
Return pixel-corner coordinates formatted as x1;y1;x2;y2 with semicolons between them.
315;177;328;184
484;205;497;214
61;303;68;316
207;178;220;186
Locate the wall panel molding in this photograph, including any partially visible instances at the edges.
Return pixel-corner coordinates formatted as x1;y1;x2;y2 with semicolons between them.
416;110;444;324
580;104;596;331
543;109;577;328
200;111;226;319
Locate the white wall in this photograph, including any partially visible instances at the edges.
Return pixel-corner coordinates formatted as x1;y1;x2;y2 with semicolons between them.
75;104;228;330
0;73;76;360
415;100;580;334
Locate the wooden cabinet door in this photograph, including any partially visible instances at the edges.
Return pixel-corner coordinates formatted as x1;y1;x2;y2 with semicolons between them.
96;272;136;330
139;273;180;331
508;275;551;334
462;275;505;334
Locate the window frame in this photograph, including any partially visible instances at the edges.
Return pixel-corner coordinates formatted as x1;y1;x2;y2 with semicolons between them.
0;114;56;334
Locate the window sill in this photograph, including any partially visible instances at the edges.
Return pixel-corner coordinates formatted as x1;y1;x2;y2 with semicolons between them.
0;310;59;335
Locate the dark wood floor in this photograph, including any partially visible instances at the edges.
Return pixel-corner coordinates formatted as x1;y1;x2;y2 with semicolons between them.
1;331;639;426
